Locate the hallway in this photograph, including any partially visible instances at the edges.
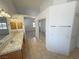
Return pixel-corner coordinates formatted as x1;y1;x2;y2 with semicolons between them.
0;0;79;59
23;32;79;59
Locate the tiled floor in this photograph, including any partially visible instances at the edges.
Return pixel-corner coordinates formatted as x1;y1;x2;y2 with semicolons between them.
24;31;79;59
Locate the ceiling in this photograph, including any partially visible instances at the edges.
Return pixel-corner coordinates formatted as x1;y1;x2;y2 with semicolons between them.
11;0;79;16
11;0;44;16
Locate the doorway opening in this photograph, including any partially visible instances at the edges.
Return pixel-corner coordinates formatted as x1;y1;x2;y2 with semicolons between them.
39;19;46;42
24;17;35;39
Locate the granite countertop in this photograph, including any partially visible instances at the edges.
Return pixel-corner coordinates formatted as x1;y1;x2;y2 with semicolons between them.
0;33;14;53
0;31;24;55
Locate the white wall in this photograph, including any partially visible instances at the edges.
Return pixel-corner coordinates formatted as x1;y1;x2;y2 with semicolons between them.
35;19;39;39
0;0;16;15
35;8;49;39
70;15;79;51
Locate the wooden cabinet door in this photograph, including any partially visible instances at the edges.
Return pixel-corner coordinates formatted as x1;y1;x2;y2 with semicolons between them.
1;50;22;59
0;56;1;59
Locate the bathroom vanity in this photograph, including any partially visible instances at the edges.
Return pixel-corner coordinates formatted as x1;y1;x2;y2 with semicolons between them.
0;31;25;59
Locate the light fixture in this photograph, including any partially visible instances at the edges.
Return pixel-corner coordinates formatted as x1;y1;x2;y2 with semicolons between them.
5;12;11;18
0;9;11;18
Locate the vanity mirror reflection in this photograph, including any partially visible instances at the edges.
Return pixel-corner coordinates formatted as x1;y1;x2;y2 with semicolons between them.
0;17;9;35
0;17;9;40
10;19;23;31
